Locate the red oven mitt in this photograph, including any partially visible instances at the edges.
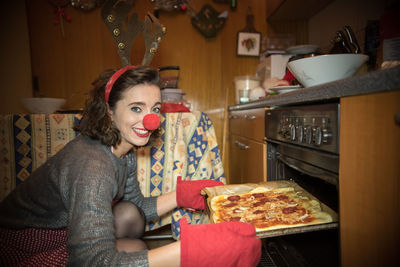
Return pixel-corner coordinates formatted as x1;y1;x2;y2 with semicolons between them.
176;176;223;210
180;218;261;267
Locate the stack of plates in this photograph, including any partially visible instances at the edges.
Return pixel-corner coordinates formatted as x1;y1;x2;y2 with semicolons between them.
270;85;302;94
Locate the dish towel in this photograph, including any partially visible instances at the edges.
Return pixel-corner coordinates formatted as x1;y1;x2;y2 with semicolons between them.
136;111;225;239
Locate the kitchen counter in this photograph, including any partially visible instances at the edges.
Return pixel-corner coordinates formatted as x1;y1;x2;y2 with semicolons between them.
229;65;400;110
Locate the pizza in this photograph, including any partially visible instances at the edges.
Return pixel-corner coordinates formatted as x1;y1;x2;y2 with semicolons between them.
210;186;333;232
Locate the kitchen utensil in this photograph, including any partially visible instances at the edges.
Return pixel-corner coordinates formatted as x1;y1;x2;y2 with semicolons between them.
158;66;180;89
337;30;352;53
270;85;302;94
330;30;351;54
344;25;361;54
287;54;369;87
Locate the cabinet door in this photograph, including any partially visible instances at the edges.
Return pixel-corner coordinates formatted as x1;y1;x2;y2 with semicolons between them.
339;91;400;266
240;137;267;183
229;108;266;141
229;134;243;184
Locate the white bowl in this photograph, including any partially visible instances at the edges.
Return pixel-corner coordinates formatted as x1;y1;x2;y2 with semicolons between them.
21;97;66;114
287;54;369;87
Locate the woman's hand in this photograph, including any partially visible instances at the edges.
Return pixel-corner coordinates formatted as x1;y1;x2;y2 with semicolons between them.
176;176;223;210
180;218;261;267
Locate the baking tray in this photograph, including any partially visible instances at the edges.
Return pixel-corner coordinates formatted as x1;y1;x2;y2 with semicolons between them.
202;180;338;238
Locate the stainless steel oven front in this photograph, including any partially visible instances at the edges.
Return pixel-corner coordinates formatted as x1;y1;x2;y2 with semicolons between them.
258;102;340;267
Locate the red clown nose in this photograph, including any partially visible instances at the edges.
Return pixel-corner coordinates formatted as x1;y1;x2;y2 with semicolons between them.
143;114;160;130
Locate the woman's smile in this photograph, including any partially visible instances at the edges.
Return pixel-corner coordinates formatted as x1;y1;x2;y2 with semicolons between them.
132;127;150;137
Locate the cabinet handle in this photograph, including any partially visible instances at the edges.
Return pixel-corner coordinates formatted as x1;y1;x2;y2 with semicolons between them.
235;140;249;150
229;115;238;119
244;114;256;120
241;144;249;150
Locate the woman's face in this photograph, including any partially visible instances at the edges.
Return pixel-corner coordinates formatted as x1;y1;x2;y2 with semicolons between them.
110;84;161;150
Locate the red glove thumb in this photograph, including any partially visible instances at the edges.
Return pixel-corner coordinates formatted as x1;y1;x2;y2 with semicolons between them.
180;218;261;267
176;176;223;210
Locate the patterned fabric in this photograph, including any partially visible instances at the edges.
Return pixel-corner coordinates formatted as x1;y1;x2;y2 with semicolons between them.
0;114;81;201
136;111;225;239
0;112;225;239
0;227;68;266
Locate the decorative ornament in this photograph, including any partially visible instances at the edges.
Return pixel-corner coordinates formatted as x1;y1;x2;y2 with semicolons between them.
151;0;188;18
70;0;105;11
190;4;228;38
236;7;261;57
48;0;72;37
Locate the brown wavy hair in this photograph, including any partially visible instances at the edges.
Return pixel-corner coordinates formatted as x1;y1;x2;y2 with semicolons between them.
74;66;162;147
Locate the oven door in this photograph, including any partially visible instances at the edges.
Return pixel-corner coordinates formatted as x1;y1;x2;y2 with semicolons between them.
261;140;340;267
267;139;339;211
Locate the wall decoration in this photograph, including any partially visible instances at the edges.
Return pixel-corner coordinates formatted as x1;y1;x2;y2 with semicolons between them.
237;31;260;56
190;4;227;38
236;6;260;57
48;0;72;37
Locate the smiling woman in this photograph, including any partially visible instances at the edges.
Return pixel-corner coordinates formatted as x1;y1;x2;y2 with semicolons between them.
0;65;261;266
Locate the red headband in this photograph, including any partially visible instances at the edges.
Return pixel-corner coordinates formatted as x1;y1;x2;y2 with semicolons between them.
104;65;136;102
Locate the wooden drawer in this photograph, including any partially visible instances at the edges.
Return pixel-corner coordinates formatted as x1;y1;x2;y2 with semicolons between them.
229;108;266;141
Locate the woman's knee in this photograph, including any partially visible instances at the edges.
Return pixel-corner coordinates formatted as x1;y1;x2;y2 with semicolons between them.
113;201;146;239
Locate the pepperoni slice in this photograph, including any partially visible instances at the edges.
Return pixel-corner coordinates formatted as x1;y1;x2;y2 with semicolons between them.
253;210;264;214
252;201;265;207
224;202;237;208
229;217;241;221
277;194;289;200
282;206;297;214
228;195;241;201
251;193;265;198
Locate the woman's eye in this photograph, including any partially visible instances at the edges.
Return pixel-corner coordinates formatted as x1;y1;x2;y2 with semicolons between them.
131;106;142;113
153;107;161;114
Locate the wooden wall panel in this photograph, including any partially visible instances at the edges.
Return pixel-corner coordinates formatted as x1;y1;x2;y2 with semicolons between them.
26;0;267;175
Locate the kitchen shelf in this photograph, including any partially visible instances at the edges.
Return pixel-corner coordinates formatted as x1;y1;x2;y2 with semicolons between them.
267;0;334;21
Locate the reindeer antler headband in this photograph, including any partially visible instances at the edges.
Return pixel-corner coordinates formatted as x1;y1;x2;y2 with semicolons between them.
101;0;166;67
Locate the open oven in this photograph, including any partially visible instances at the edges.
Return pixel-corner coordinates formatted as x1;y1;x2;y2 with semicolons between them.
259;102;340;267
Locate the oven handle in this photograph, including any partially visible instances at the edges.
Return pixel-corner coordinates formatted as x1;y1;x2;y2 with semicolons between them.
277;154;338;186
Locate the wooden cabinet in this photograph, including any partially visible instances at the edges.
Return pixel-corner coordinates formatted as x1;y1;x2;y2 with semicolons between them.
266;0;334;21
339;90;400;266
228;108;267;184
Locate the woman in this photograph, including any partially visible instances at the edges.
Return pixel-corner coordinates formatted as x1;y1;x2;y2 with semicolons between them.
0;66;261;266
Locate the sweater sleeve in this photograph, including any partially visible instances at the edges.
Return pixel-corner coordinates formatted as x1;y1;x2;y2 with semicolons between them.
64;156;150;266
123;153;158;222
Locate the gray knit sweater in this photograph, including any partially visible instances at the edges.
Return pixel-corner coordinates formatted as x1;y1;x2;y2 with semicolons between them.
0;135;159;266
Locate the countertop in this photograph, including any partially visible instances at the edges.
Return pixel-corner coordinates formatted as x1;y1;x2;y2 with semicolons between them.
229;65;400;111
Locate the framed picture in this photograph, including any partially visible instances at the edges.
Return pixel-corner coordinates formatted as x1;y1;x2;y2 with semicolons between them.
237;31;261;57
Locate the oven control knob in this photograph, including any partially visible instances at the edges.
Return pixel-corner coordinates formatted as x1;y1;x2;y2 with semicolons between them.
315;126;332;145
315;126;322;146
322;127;332;144
305;126;313;144
290;125;296;141
297;126;304;142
